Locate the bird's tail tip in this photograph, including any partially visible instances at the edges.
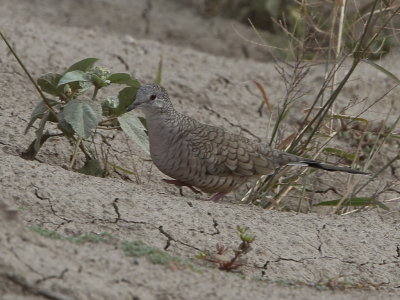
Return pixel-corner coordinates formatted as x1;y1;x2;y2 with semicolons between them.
288;160;370;175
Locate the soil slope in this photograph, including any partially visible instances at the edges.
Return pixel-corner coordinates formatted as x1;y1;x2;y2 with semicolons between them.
1;1;399;299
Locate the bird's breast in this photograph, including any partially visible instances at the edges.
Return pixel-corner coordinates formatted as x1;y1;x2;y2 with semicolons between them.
147;117;194;180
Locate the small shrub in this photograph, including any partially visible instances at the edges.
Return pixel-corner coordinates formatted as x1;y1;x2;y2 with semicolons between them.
20;57;149;173
198;226;256;271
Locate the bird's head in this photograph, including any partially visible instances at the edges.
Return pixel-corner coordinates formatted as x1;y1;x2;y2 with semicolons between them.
127;83;172;115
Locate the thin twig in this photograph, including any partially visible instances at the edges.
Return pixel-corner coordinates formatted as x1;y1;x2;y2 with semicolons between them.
0;32;58;118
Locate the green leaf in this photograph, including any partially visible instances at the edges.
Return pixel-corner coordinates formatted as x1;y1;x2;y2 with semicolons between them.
102;85;139;117
57;110;75;136
118;113;150;155
314;197;389;210
58;70;92;87
154;57;163;85
116;86;139;114
322;147;356;162
313;132;332;138
389;133;400;140
107;163;135;175
362;59;400;84
37;73;63;96
108;73;140;87
25;99;60;134
62;99;102;138
329;114;369;123
240;233;256;243
66;58;98;72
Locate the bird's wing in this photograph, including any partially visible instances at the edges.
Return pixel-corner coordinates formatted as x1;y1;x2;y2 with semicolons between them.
185;124;277;177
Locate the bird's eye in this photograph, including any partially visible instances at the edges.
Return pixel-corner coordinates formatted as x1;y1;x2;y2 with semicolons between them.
149;94;156;101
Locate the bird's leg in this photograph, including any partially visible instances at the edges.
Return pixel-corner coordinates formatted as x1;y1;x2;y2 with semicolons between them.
162;179;202;194
208;192;227;202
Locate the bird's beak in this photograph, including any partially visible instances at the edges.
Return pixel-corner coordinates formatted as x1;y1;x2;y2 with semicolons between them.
127;102;139;112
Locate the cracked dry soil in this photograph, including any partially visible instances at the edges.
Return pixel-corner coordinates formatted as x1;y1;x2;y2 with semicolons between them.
1;0;400;299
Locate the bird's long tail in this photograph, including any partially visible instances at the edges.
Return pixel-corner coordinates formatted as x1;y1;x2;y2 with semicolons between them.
287;160;369;175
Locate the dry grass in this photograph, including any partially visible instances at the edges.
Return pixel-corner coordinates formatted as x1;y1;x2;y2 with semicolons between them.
241;0;400;213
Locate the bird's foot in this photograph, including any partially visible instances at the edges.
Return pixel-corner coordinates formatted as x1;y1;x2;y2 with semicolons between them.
208;192;226;202
162;179;202;195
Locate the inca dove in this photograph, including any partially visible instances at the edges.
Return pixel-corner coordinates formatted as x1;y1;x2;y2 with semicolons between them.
127;83;367;201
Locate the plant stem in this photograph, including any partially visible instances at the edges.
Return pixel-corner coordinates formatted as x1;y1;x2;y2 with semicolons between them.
69;138;82;169
92;86;99;100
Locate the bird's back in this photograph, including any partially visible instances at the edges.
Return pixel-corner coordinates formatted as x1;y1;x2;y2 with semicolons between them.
145;110;296;193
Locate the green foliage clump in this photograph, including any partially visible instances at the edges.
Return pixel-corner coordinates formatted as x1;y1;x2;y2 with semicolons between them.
22;58;149;166
122;240;186;266
28;226;112;244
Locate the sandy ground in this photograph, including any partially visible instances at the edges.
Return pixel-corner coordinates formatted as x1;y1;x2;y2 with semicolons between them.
1;0;400;299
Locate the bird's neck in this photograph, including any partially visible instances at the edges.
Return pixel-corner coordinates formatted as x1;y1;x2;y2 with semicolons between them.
146;111;198;151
